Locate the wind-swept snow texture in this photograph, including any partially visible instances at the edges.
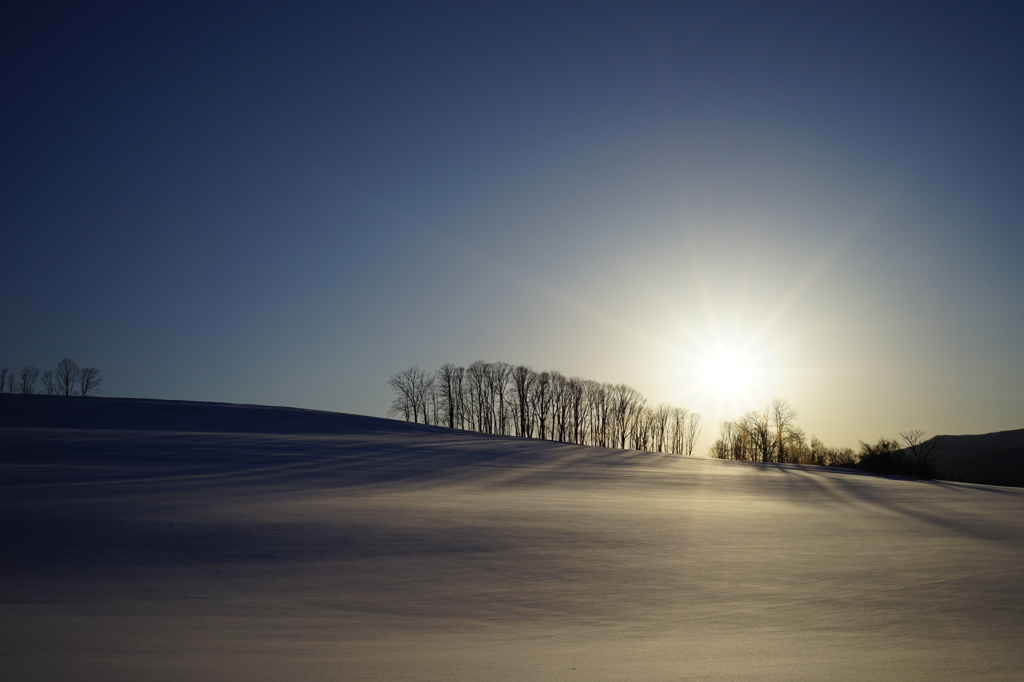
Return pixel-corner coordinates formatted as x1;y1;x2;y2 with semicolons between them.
3;396;1024;680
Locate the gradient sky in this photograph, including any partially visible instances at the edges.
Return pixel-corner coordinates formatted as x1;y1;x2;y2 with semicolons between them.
4;2;1022;450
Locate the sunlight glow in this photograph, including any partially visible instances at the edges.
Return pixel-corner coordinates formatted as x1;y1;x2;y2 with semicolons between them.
701;350;751;395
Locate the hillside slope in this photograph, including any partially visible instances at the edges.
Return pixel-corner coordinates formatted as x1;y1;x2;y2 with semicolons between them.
928;428;1024;487
3;396;1024;681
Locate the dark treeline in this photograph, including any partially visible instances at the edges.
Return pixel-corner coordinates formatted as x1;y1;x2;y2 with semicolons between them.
0;358;101;397
388;361;701;455
710;399;945;479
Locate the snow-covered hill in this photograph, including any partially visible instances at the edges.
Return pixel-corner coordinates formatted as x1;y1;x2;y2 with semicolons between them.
3;395;1023;680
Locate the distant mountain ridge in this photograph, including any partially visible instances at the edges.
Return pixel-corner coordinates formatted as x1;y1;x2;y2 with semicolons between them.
928;428;1024;487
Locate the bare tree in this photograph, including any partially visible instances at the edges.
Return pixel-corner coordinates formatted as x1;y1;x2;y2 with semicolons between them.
465;361;491;433
785;426;809;463
452;365;467;429
388;383;413;422
745;408;773;462
899;429;944;479
770;398;799;463
609;384;629;448
509;364;534;438
631;405;653;450
584;380;610;447
649;403;672;453
711;420;736;459
435;363;461;429
530;371;553;440
486;361;512;436
731;415;754;460
808;436;829;466
78;367;102;397
566;377;586;445
416;368;437;425
669;407;689;455
0;367;14;393
40;370;55;395
610;383;643;449
55;358;79;396
549;371;572;442
18;365;40;394
388;366;434;424
681;411;701;457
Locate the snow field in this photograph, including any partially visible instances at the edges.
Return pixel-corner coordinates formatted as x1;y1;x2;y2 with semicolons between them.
2;398;1023;680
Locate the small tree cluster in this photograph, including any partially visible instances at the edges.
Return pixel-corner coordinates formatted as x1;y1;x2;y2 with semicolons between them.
710;398;861;467
708;398;836;464
0;358;101;396
709;399;943;479
388;361;701;455
857;430;944;479
806;436;859;469
855;437;908;476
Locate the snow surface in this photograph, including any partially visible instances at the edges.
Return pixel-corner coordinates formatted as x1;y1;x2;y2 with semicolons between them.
3;396;1024;680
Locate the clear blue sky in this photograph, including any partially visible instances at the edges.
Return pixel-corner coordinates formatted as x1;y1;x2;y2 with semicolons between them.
4;2;1022;449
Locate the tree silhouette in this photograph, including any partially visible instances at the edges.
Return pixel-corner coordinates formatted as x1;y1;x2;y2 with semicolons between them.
770;398;798;463
0;358;101;397
857;437;910;476
40;370;55;395
899;429;944;479
78;367;103;397
387;360;701;455
55;358;79;396
387;366;435;424
18;365;39;394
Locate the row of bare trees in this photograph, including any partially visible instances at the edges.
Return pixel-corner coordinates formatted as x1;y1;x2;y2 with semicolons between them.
388;361;702;455
0;358;101;397
709;399;944;478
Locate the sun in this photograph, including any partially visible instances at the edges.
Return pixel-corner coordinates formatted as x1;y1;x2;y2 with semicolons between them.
700;350;751;395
